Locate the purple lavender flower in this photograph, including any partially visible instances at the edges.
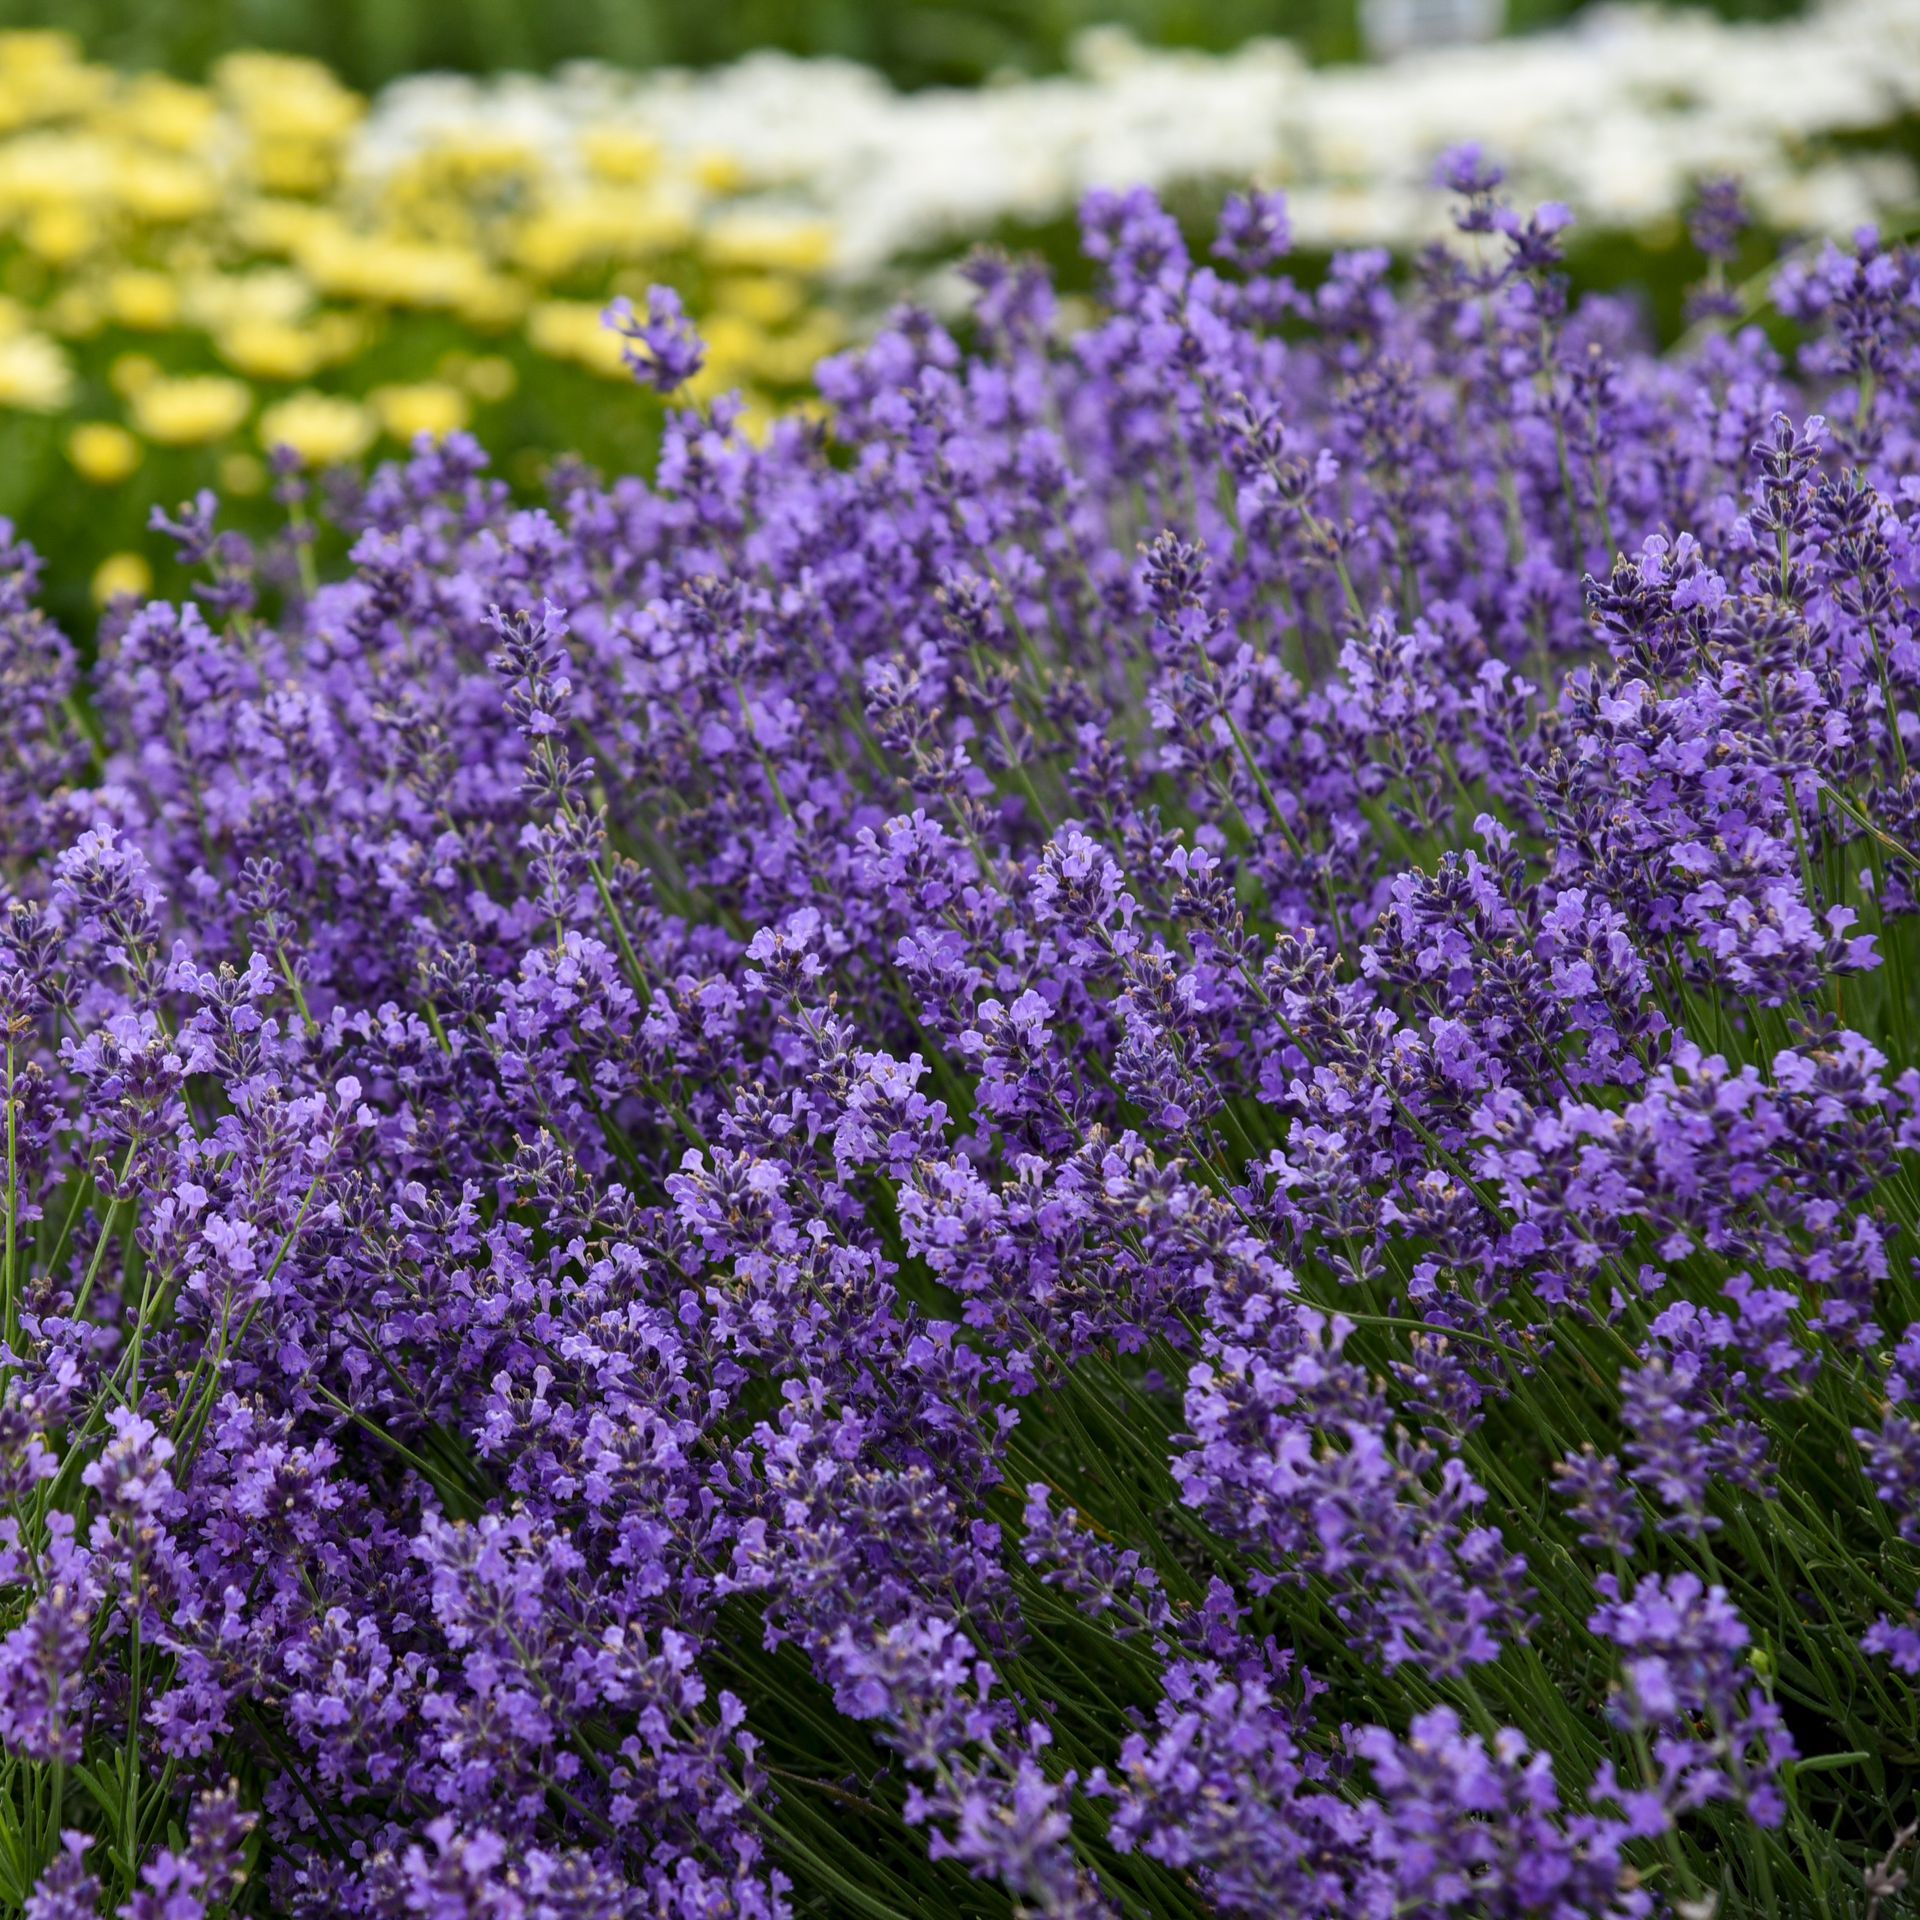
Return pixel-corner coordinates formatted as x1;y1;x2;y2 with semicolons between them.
1356;1709;1647;1917
1212;189;1293;271
1590;1571;1796;1828
0;159;1914;1918
24;1836;101;1920
604;285;707;393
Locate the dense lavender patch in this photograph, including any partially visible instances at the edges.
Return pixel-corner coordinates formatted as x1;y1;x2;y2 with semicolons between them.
2;162;1920;1916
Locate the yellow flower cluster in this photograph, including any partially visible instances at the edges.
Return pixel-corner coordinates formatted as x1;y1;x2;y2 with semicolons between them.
0;33;843;598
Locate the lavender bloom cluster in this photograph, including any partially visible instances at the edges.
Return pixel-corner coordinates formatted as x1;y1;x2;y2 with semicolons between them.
3;156;1920;1918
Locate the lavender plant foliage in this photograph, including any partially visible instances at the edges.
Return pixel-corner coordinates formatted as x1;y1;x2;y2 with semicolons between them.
2;168;1920;1918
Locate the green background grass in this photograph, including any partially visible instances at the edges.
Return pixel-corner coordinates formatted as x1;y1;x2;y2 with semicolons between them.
0;0;1807;91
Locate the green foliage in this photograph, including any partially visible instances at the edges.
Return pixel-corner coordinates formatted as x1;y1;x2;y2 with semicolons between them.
0;0;1809;93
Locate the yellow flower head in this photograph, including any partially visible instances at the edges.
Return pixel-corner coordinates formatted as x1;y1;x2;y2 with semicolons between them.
23;203;95;266
68;421;141;486
527;300;628;380
581;128;662;185
106;270;182;332
131;374;252;445
712;274;807;329
701;212;836;276
216;318;327;383
116;152;219;224
122;74;218;155
0;33;101;124
44;285;103;339
110;352;161;398
235;198;339;258
0;30;80;74
458;354;518;403
258;389;373;466
250;140;338;197
697;312;766;386
214;53;363;200
219;451;266;497
452;272;528;332
91;550;152;607
215;52;363;143
180;265;315;335
749;314;844;388
0;332;73;412
691;148;746;195
734;396;777;447
371;381;470;445
510;191;694;282
300;226;504;316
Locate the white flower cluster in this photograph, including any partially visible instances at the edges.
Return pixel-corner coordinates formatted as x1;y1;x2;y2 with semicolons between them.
354;0;1920;280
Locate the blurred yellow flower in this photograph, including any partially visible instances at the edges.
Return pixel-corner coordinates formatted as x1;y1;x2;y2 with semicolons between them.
91;550;152;605
371;381;470;444
749;315;844;387
256;141;341;197
116;153;219;224
692;149;746;194
234;197;338;258
0;131;113;216
67;420;141;484
734;397;777;446
736;393;831;443
701;212;835;275
527;300;628;379
581;129;661;185
44;285;103;339
451;273;528;331
299;225;520;323
0;35;842;600
0;35;106;123
110;352;161;397
216;317;327;382
215;52;363;143
213;53;363;201
258;389;373;465
24;203;95;265
107;270;182;331
697;312;767;385
122;73;218;153
0;30;80;72
459;354;517;403
0;332;73;410
713;274;807;328
219;451;266;496
387;134;537;196
131;374;252;444
179;266;313;334
315;310;373;360
509;192;695;280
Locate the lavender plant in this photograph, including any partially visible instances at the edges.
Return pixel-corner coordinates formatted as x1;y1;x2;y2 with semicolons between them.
1;158;1919;1918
